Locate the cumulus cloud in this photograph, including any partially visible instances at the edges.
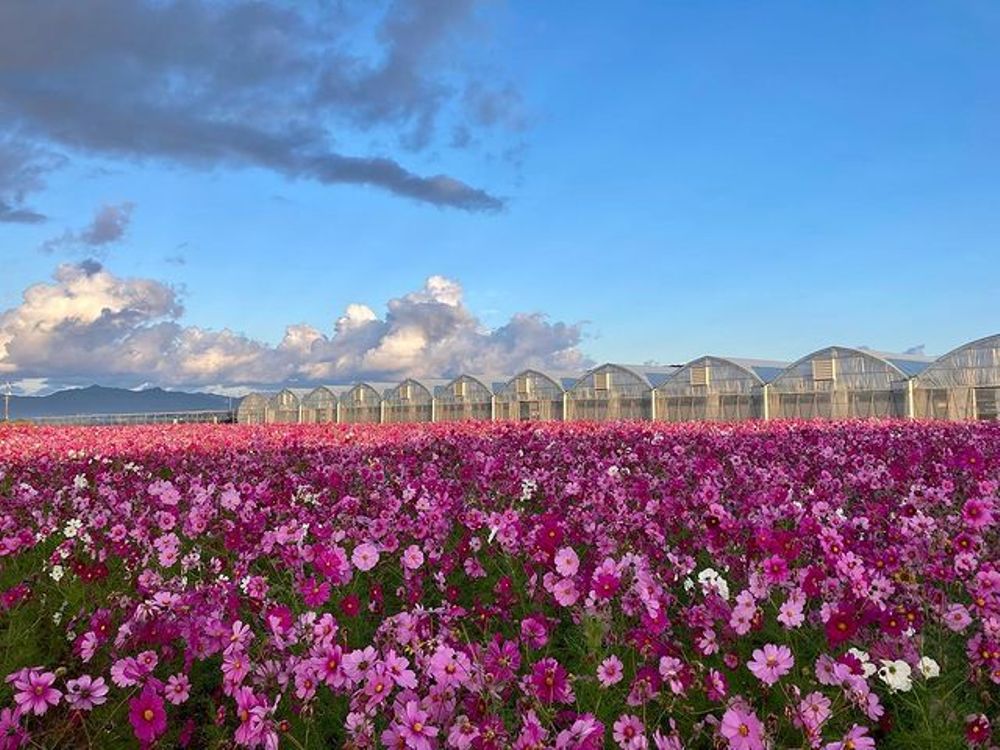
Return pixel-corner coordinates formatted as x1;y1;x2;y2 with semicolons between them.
0;264;588;388
0;0;521;211
39;202;135;255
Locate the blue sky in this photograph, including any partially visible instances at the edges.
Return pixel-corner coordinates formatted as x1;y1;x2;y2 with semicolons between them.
1;1;998;390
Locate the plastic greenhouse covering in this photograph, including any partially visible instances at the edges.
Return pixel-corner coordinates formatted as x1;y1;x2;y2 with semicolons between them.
267;389;305;424
912;334;1000;420
433;376;495;422
565;364;677;422
655;357;788;422
338;384;383;424
494;370;566;421
300;386;338;423
766;347;931;420
382;379;436;424
235;393;271;424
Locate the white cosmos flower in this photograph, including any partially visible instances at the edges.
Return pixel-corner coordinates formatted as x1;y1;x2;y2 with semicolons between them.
918;656;940;679
878;659;913;692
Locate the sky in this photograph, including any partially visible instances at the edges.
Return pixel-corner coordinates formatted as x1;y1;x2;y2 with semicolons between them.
1;0;998;393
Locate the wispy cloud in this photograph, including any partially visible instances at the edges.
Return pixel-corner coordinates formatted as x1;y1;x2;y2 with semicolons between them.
39;202;135;255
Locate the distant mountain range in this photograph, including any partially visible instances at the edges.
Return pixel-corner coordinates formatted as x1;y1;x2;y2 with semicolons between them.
5;385;234;420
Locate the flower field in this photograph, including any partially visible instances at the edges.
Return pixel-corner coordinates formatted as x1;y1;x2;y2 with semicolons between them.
0;421;997;749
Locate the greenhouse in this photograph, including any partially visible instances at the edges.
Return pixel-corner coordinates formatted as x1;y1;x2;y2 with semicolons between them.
338;383;383;424
766;347;932;420
383;379;438;423
655;357;788;422
235;392;271;424
300;386;338;423
494;369;570;421
267;388;305;424
433;375;497;422
565;364;679;422
911;333;1000;420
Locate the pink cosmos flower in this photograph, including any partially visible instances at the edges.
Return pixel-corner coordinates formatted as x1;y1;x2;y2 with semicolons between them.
344;645;378;682
0;707;26;747
553;577;579;607
944;603;973;632
401;544;424;570
428;645;472;689
778;591;806;628
384;650;418;690
597;655;625;687
13;670;61;716
521;614;549;649
613;714;647;750
222;651;251;685
110;657;142;688
592;560;621;600
313;644;347;688
555;713;604;749
65;675;108;711
824;724;875;750
657;656;688;695
555;547;580;577
720;706;765;750
129;686;167;745
352;542;380;572
762;554;789;584
962;498;995;531
797;691;832;732
747;643;794;686
165;673;191;705
300;576;330;607
531;657;573;704
396;700;438;750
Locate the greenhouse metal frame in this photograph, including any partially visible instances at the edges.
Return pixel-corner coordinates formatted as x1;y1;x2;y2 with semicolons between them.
267;388;306;424
383;379;437;423
565;364;679;422
338;383;383;424
766;347;932;420
655;356;788;422
494;369;567;421
911;334;1000;420
300;386;338;424
433;375;496;422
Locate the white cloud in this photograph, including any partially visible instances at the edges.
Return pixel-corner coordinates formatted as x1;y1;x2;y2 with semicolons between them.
0;263;589;389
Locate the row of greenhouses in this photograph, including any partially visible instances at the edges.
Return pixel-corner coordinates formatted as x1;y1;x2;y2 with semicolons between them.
236;333;1000;424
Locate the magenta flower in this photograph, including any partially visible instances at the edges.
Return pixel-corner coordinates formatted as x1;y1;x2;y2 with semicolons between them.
300;576;330;607
428;645;472;689
396;700;438;750
597;655;625;687
128;686;167;745
824;724;875;750
720;706;765;750
0;707;27;747
612;714;647;750
165;673;191;705
747;643;794;686
13;670;61;716
65;675;109;711
530;657;573;704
